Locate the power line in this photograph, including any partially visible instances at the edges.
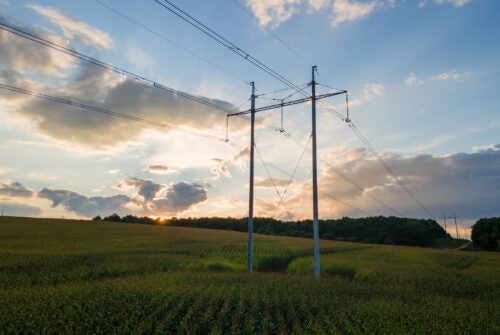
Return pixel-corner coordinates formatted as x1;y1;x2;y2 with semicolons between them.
254;142;288;212
93;0;249;85
232;0;313;68
348;122;437;220
320;159;404;217
0;22;292;137
283;131;404;217
0;22;235;115
0;83;234;143
152;0;306;93
321;191;370;217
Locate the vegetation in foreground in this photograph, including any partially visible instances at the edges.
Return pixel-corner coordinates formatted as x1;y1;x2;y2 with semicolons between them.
1;216;499;334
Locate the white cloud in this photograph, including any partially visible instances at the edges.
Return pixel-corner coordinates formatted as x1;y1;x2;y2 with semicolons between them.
309;0;331;10
430;70;461;82
346;82;385;107
434;0;471;7
404;70;471;86
126;46;155;74
0;25;74;77
404;73;420;86
330;0;378;27
419;0;471;8
245;0;301;28
28;5;113;49
210;158;232;180
363;83;385;100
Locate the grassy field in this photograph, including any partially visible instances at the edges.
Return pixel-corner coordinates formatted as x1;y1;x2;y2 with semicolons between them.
1;216;499;334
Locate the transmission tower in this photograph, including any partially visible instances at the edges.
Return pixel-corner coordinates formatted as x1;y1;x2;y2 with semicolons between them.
229;66;346;278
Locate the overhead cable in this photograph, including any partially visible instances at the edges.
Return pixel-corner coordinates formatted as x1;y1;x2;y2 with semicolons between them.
93;0;249;85
0;83;234;143
0;22;234;114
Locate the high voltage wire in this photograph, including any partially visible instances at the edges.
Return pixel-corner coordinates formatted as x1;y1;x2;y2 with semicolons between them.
93;0;250;85
231;0;313;68
0;21;288;137
4;3;436;219
152;0;306;93
154;0;433;218
0;22;234;115
348;123;437;220
254;142;288;212
0;83;233;143
284;133;405;217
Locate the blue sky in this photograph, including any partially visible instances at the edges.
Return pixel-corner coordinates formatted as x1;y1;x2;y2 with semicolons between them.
0;0;499;235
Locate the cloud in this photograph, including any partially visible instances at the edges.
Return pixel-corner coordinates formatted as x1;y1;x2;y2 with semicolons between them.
363;83;385;100
0;21;74;77
211;158;232;179
255;177;290;188
245;0;301;28
246;0;387;28
404;70;471;86
116;177;164;202
152;182;208;215
347;82;385;107
28;5;113;49
38;188;133;217
10;73;237;147
233;147;250;171
433;0;471;7
419;0;471;7
330;0;378;27
147;165;169;174
0;16;240;148
277;145;500;220
0;201;41;217
0;180;34;198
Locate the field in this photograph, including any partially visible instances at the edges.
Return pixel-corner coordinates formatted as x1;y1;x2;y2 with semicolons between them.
1;217;499;334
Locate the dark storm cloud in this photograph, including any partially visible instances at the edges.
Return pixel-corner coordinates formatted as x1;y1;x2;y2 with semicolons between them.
153;182;208;214
117;177;164;202
36;179;208;218
38;188;133;217
0;180;34;198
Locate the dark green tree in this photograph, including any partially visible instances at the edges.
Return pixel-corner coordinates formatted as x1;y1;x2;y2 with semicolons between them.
471;217;500;251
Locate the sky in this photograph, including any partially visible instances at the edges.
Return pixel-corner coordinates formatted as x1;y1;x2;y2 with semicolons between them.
0;0;499;235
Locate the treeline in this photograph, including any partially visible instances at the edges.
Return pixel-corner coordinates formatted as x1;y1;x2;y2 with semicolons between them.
471;217;500;251
93;214;448;247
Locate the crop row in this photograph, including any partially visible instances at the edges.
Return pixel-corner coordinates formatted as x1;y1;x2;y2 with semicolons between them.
2;271;499;334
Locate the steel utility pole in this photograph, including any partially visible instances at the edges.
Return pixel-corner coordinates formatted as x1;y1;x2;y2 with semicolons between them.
311;66;320;278
228;73;346;276
248;82;255;273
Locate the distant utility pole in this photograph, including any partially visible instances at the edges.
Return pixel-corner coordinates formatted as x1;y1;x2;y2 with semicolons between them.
311;66;320;278
454;213;459;239
443;214;448;236
228;67;346;277
248;82;255;273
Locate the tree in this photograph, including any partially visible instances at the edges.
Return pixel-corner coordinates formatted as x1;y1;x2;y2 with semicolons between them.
471;217;500;251
103;213;122;222
92;215;102;221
